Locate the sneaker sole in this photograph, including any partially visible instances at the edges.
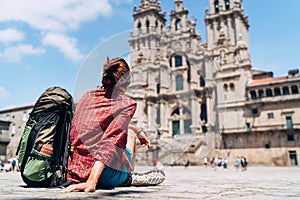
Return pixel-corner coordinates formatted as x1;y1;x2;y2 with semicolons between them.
130;168;166;186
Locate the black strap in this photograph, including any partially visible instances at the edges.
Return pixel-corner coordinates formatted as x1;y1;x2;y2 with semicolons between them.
61;111;72;175
51;104;72;181
52;107;67;169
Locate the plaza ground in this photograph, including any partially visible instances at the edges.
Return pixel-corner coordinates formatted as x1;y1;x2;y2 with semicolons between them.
1;166;299;200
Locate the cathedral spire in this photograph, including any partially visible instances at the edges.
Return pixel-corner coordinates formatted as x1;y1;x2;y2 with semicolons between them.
174;0;183;11
205;0;249;50
138;0;162;12
130;0;166;65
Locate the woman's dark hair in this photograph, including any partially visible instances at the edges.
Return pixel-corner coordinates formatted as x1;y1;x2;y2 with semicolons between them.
102;57;131;90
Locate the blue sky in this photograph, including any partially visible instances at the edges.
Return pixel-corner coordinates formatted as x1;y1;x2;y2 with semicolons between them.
0;0;300;110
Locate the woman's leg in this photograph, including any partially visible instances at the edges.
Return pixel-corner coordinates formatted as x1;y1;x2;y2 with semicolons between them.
126;129;137;170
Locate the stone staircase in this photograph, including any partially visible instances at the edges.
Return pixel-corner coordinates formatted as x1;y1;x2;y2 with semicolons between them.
136;132;218;166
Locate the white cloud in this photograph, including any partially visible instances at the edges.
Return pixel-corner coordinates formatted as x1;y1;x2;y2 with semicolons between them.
42;33;84;62
0;44;45;63
0;0;115;62
0;0;113;32
0;28;25;43
0;86;10;99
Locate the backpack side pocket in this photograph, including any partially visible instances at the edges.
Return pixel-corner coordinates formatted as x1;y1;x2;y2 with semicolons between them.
23;149;53;183
17;126;32;168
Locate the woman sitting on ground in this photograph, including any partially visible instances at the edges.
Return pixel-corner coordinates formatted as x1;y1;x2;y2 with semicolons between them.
64;58;164;193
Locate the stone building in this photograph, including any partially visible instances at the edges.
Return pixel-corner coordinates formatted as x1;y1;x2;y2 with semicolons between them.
0;105;32;160
0;120;11;161
126;0;299;166
0;0;299;166
128;0;207;137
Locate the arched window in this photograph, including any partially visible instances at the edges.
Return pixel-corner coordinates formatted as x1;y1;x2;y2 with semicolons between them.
250;90;257;100
175;55;183;67
146;20;150;33
258;89;264;98
175;19;182;31
225;0;230;10
229;83;235;91
274;88;281;96
172;108;180;116
200;76;206;87
176;74;184;91
283;86;290;95
137;22;141;35
200;104;207;122
266;88;273;97
291;85;299;94
155;20;158;30
224;84;228;92
214;0;220;13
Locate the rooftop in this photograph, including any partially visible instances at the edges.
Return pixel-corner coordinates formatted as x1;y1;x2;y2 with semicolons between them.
249;76;288;86
0;104;34;114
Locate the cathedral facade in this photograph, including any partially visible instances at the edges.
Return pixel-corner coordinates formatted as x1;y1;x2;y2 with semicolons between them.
0;0;299;166
126;0;300;166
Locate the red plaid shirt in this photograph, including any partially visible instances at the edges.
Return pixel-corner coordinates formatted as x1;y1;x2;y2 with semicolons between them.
67;88;136;183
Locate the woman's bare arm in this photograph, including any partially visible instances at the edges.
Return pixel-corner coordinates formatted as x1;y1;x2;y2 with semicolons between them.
63;161;105;193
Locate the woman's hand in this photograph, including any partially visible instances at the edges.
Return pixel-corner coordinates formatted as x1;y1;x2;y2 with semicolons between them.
62;182;96;193
63;161;105;193
128;124;150;148
137;131;150;148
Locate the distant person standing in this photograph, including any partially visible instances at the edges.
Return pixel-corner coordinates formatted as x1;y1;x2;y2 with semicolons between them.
234;157;240;171
8;158;17;172
210;157;215;168
222;158;228;170
204;157;209;167
0;160;5;172
241;156;248;171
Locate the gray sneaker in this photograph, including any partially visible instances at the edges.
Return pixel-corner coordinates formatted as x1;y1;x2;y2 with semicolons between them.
129;168;166;186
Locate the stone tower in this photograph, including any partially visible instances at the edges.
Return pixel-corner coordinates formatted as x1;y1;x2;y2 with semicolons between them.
131;0;166;58
128;0;166;135
205;0;252;134
128;0;207;138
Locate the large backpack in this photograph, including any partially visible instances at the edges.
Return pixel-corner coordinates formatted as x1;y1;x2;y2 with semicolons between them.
17;86;74;187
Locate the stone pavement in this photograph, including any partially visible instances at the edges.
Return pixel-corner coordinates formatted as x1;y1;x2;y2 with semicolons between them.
1;166;300;200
